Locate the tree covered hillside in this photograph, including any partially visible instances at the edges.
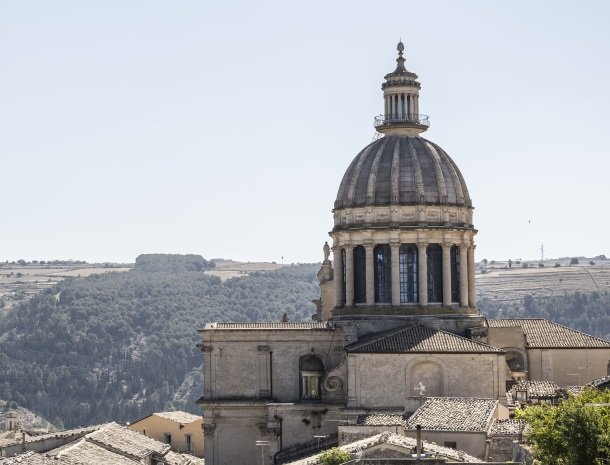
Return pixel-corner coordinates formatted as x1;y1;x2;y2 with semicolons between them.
0;255;319;428
479;291;610;341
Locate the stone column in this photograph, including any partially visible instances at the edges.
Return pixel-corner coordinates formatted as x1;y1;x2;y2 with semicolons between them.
390;242;401;306
467;245;476;308
333;246;344;308
442;243;452;307
365;243;375;305
345;246;354;307
459;245;469;307
417;242;428;306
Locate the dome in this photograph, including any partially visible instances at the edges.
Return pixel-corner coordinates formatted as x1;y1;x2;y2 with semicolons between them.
334;135;471;210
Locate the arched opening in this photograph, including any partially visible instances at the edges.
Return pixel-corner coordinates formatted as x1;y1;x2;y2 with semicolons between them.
451;245;460;303
374;244;392;303
427;244;443;303
299;355;324;400
353;246;366;304
399;244;418;303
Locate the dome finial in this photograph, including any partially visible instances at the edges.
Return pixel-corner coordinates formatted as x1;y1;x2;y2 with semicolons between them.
395;40;406;73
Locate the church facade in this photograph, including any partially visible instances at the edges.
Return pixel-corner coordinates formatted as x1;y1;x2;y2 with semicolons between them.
198;43;610;465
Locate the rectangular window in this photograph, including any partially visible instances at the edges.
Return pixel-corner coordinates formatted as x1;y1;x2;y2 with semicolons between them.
444;441;457;449
185;434;192;452
164;433;172;445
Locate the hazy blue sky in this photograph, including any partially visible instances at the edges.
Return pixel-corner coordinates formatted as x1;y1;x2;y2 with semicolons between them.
2;0;609;264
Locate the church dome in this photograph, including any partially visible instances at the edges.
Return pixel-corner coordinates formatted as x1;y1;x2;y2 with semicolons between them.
334;135;472;210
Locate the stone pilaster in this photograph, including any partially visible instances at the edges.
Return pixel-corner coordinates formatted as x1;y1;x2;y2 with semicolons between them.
468;245;476;308
390;242;400;306
333;245;344;307
459;245;469;307
365;243;375;305
442;243;452;307
417;242;428;306
345;245;354;307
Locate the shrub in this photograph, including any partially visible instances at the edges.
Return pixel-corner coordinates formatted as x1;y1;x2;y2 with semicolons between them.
320;448;351;465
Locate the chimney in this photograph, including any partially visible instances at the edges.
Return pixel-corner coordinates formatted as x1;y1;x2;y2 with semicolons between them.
21;431;26;451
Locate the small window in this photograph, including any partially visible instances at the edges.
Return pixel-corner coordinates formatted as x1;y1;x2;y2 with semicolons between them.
185;433;192;452
299;354;324;400
142;428;147;436
444;441;457;449
164;433;172;444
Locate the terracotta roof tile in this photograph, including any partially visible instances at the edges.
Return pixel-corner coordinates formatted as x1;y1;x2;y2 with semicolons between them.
86;422;169;458
405;397;497;432
487;319;610;348
356;413;406;427
205;322;330;330
346;324;503;353
488;419;525;437
53;439;139;465
513;381;559;398
152;411;201;424
284;431;483;464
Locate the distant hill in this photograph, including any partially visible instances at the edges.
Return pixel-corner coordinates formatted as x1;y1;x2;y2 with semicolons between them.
0;253;608;429
0;255;319;428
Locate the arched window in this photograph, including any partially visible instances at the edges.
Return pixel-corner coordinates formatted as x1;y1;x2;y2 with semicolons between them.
341;248;346;306
299;355;323;400
374;244;392;303
427;244;443;303
450;246;460;303
399;244;418;303
353;246;366;304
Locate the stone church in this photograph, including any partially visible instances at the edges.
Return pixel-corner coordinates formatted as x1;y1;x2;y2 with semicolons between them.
197;43;610;465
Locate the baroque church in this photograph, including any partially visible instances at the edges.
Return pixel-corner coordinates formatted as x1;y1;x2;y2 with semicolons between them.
197;43;610;465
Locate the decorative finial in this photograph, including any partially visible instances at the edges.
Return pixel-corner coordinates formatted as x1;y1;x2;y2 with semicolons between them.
394;40;406;73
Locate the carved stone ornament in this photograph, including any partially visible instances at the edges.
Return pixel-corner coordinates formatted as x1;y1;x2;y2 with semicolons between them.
324;375;343;392
202;423;216;433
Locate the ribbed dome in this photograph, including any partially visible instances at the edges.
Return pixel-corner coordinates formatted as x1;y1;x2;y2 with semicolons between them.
334;135;471;210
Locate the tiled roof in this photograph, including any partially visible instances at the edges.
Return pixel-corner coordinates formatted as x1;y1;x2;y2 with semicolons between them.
163;451;205;465
0;424;105;448
356;413;406;427
0;451;81;465
590;375;610;389
284;431;483;464
513;381;559;398
505;392;515;407
147;411;201;424
205;322;330;330
562;385;586;396
487;319;610;348
52;438;139;465
488;419;525;437
86;422;169;458
346;324;503;353
405;397;497;432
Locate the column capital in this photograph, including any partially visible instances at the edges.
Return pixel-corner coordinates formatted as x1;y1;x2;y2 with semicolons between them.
389;240;401;249
417;241;428;249
441;242;452;249
363;240;374;249
468;244;477;251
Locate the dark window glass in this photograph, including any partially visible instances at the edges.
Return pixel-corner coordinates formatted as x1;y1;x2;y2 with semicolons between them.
451;246;460;303
341;248;346;306
399;244;418;303
427;244;443;303
353;246;366;304
374;244;392;303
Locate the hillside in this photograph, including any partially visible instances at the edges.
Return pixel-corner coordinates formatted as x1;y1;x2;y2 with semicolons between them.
0;254;608;429
0;255;319;428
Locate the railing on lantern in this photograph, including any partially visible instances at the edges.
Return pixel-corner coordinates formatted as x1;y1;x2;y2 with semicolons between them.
374;114;430;128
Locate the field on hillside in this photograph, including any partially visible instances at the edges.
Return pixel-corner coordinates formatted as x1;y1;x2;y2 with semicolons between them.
476;259;610;302
0;263;131;311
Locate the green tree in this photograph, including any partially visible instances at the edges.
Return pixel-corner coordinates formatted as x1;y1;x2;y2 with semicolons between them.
517;389;610;465
319;448;351;465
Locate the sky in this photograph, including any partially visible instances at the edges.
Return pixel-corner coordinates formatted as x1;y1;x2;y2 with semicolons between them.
1;0;609;264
